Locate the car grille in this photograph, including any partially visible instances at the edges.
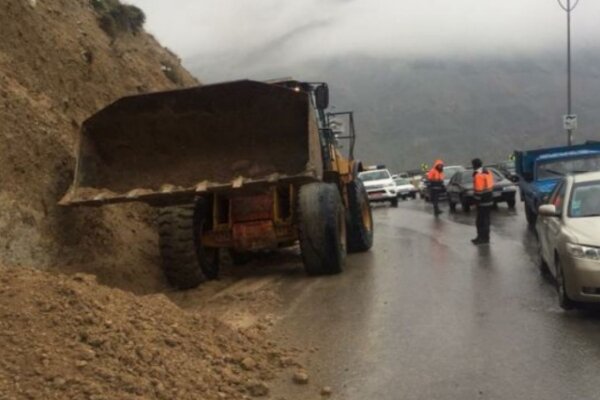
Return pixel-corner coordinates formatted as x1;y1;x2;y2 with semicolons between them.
368;184;385;190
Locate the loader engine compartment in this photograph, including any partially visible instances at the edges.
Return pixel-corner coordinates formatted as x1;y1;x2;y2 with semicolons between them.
202;185;297;251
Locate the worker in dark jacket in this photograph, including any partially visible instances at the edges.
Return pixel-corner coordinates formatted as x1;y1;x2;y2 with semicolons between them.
427;159;445;215
471;158;494;245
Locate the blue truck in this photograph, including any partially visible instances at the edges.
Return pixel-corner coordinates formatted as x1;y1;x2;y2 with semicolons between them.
515;142;600;225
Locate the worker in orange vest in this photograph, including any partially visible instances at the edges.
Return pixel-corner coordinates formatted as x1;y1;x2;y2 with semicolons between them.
427;159;445;215
471;158;494;245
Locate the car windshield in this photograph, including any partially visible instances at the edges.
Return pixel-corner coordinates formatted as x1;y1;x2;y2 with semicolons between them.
394;178;411;185
359;170;390;182
536;154;600;180
444;166;463;178
461;171;474;184
501;160;516;172
459;169;502;184
489;169;504;182
569;180;600;218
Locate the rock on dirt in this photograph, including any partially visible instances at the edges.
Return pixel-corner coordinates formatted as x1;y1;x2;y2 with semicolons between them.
321;386;333;396
292;371;310;385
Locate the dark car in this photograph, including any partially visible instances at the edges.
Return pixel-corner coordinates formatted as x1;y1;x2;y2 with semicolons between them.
496;160;518;182
447;168;518;212
420;165;465;202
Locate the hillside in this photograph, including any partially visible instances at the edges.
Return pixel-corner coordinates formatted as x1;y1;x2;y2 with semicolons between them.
0;0;196;292
190;51;600;172
306;53;600;171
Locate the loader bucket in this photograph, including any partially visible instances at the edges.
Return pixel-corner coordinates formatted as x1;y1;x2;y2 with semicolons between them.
60;80;323;207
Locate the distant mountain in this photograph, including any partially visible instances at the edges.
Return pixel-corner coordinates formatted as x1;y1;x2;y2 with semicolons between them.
188;51;600;172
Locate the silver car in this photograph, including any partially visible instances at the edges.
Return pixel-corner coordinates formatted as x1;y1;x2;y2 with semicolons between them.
537;171;600;309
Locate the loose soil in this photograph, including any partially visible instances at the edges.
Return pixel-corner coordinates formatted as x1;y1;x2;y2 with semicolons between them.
0;1;308;399
0;268;298;400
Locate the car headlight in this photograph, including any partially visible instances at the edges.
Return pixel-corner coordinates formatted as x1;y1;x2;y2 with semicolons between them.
386;183;396;190
503;185;517;192
566;243;600;260
466;190;474;196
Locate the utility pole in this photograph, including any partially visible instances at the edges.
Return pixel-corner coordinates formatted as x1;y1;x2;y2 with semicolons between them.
557;0;580;146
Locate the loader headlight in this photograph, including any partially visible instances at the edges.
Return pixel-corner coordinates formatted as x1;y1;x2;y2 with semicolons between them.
567;243;600;261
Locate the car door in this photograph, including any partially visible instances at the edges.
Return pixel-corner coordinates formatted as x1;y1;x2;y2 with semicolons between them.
447;173;460;202
538;180;561;268
544;181;567;275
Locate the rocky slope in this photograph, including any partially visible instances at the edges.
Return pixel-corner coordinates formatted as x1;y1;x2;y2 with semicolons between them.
0;0;196;292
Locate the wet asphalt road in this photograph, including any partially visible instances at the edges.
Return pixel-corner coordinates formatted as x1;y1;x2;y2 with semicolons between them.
272;199;600;400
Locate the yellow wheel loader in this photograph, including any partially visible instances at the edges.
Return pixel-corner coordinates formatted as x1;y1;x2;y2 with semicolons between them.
60;79;373;289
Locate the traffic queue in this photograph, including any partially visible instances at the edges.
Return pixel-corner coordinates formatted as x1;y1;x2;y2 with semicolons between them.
357;141;600;311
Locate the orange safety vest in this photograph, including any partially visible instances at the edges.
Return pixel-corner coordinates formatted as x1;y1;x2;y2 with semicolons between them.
473;170;494;206
427;160;444;182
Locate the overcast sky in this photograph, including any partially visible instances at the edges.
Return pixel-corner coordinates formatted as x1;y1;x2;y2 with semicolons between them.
128;0;600;80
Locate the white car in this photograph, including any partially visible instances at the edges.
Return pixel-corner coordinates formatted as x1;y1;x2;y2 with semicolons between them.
358;169;398;207
393;177;418;199
537;171;600;309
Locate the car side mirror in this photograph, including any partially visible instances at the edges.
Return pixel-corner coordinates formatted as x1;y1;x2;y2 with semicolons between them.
510;176;519;183
539;204;559;217
315;84;329;110
541;194;550;204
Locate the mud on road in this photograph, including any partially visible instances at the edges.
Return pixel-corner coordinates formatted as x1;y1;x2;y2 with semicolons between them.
0;251;315;400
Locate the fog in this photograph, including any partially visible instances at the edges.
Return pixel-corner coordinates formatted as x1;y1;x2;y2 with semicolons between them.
129;0;600;80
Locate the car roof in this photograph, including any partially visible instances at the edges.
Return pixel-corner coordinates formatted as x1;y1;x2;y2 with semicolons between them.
572;171;600;183
459;167;505;176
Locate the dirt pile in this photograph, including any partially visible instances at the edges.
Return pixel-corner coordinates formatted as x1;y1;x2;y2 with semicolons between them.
0;3;310;399
0;0;196;292
0;268;295;400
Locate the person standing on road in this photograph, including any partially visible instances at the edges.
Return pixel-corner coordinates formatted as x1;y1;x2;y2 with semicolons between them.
471;158;494;245
427;159;445;215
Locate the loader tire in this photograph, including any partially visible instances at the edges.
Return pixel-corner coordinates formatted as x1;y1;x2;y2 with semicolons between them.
346;179;374;253
298;183;347;275
158;201;219;289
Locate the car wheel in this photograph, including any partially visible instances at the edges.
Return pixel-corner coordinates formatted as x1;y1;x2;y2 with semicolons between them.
507;199;516;209
460;196;470;212
525;203;537;226
537;242;549;274
449;201;457;212
391;197;399;208
555;257;575;310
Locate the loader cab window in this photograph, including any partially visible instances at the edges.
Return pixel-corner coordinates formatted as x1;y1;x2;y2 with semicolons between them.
315;84;329;109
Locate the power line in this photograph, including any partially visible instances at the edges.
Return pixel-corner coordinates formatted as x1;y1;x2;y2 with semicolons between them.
556;0;580;12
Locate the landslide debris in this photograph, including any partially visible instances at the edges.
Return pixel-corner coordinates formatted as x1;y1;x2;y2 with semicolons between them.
0;268;293;400
0;2;308;399
0;0;196;293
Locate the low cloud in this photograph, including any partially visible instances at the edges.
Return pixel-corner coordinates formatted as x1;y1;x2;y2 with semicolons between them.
129;0;600;80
